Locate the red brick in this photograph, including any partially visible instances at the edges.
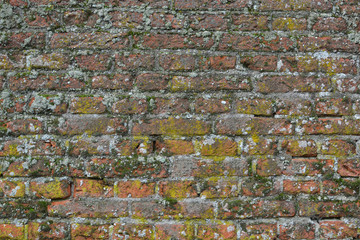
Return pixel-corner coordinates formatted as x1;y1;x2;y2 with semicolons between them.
107;0;168;7
296;118;360;135
112;98;147;114
159;54;196;71
241;55;277;71
320;139;356;156
298;36;359;52
30;178;70;199
220;200;295;219
76;54;110;71
69;97;106;114
256;158;283;176
200;178;239;198
74;179;113;198
256;75;330;93
319;221;359;239
282;139;317;157
323;179;359;196
316;98;352;116
136;73;169;91
244;137;277;155
71;224;110;240
275;99;313;116
91;74;132;90
25;11;60;27
220;35;294;52
197;223;236;240
115;53;154;70
132;118;210;136
239;223;277;239
69;137;110;156
155;139;194;155
338;159;360;177
236;98;273;116
259;0;332;11
115;180;155;198
0;224;25;239
159;180;197;198
115;138;153;156
0;179;26;198
174;0;250;10
216;116;293;136
63;10;98;26
241;178;281;197
171;75;250;92
313;17;347;32
28;53;68;70
279;222;316;240
283;159;334;176
272;17;307;30
0;54;25;70
0;139;63;157
298;201;360;218
9;75;85;91
200;137;237;156
0;32;45;49
199;56;236;70
113;223;154;240
28;222;69;240
50;33;129;49
283;180;320;194
232;15;269;31
150;12;185;29
58;116;126;135
189;14;227;30
6;119;43;135
110;11;143;28
49;199;128;218
155;223;194;240
152;98;190;114
134;33;214;50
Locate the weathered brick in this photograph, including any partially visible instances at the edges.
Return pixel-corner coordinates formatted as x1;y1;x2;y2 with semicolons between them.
0;179;26;198
0;224;25;239
216;116;292;136
279;222;316;240
50;33;129;49
199;137;237;156
313;17;347;32
272;17;307;31
232;15;269;31
71;224;110;240
159;180;197;198
239;223;277;239
115;53;155;70
236;98;273;116
136;73;169;91
76;54;110;71
155;223;194;240
199;56;236;70
133;118;210;136
282;139;317;157
319;220;359;239
197;223;237;240
155;139;194;155
152;98;190;114
338;159;360;177
200;178;239;198
49;199;128;218
112;98;147;114
74;179;113;198
316;98;352;116
298;201;360;218
28;222;69;240
115;180;155;198
69;97;106;114
92;74;131;90
30;178;70;199
283;159;334;176
283;180;320;194
259;0;332;11
170;75;250;92
113;223;154;240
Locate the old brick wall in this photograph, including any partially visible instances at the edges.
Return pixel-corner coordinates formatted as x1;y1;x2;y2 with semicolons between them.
0;0;360;239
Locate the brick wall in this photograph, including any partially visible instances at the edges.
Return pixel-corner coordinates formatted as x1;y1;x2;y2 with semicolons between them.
0;0;360;239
